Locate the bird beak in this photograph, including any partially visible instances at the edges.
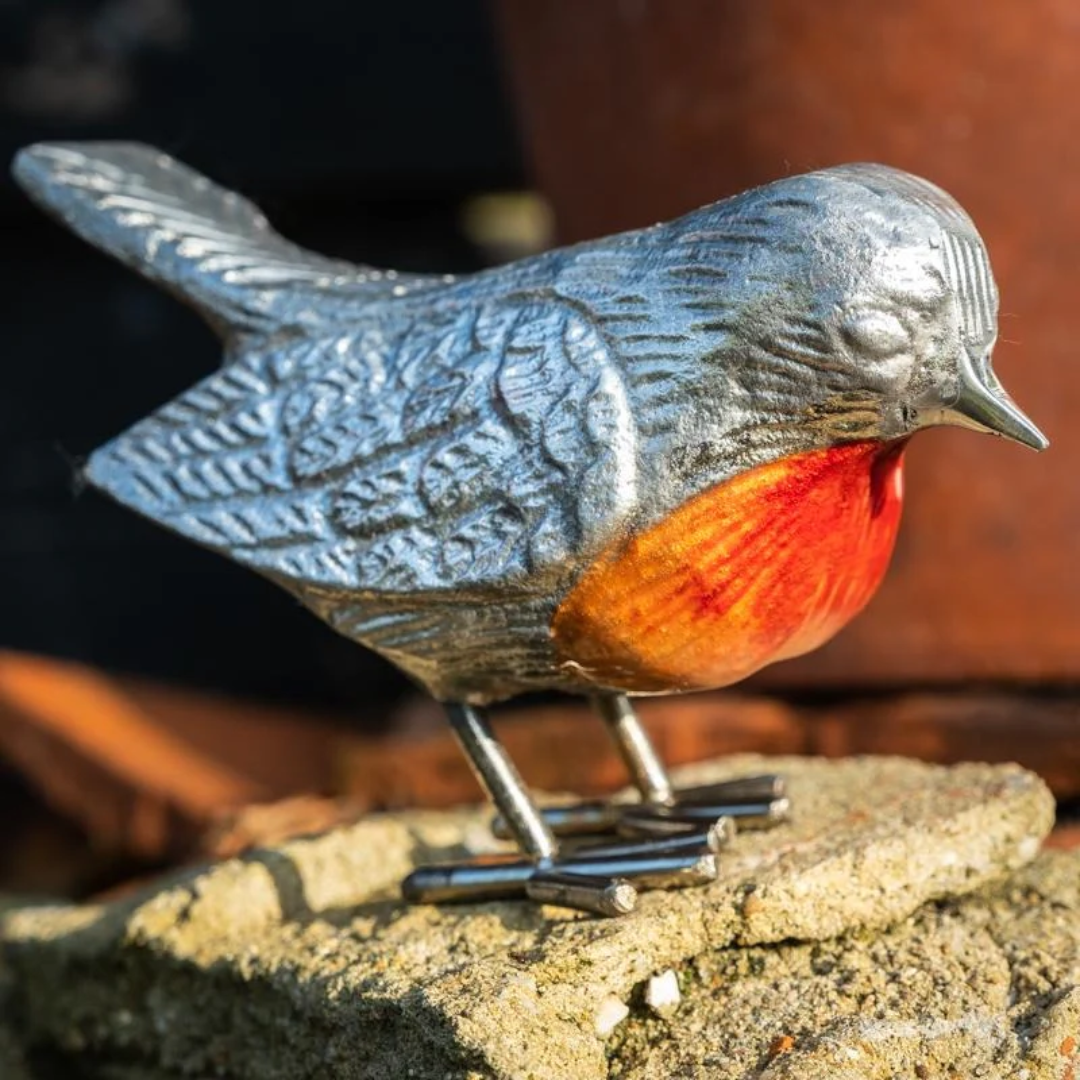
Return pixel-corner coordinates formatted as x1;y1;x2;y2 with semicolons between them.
933;348;1049;451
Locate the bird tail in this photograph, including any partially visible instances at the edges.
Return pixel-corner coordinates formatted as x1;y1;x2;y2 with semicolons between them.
11;141;392;338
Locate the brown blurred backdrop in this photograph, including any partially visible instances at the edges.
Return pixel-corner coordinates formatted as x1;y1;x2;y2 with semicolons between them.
2;0;1077;897
493;0;1077;690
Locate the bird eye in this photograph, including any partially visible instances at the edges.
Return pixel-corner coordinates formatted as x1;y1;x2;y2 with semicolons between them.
839;310;910;360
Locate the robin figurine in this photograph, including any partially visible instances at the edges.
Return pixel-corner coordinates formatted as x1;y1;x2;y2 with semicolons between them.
13;143;1046;917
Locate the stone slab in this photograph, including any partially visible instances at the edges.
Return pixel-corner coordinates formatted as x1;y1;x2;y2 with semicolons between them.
0;756;1056;1079
611;851;1080;1079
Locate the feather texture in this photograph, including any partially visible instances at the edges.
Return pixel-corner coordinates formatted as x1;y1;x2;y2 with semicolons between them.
87;302;638;600
12;142;446;333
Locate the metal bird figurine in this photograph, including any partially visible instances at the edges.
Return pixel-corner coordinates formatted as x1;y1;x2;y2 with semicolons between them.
14;143;1046;916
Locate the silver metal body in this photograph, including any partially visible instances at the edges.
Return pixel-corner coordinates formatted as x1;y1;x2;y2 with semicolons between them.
12;143;1045;706
14;143;1046;915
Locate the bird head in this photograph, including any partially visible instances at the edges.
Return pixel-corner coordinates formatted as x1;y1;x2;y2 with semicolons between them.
785;165;1047;452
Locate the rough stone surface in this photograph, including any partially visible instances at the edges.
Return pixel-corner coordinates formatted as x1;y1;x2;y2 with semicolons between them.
610;852;1080;1080
0;756;1057;1079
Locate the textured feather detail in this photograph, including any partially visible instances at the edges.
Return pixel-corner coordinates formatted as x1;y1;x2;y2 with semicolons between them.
86;301;638;597
11;142;443;334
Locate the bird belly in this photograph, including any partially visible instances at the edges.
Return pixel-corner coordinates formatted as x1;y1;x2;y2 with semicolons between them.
551;440;906;693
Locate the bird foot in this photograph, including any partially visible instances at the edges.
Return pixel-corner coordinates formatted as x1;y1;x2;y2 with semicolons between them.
490;773;790;841
401;776;788;918
400;831;722;917
402;703;790;918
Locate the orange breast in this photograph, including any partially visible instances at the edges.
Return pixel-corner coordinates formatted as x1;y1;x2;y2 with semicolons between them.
552;440;906;693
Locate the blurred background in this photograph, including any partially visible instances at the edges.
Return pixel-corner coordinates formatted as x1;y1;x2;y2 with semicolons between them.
0;0;1076;898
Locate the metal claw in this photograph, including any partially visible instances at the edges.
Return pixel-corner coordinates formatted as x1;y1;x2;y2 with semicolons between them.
401;856;535;904
567;818;734;858
492;790;790;842
491;801;623;840
618;796;790;833
562;847;718;889
526;871;638;916
616;812;714;839
675;773;787;805
403;845;717;908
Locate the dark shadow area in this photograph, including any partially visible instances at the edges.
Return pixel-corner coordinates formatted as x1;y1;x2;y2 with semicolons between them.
0;0;524;717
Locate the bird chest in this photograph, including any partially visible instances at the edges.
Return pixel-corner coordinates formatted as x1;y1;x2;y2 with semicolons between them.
552;440;907;693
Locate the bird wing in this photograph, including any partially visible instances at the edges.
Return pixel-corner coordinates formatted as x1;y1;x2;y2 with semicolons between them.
12;142;442;335
86;299;638;598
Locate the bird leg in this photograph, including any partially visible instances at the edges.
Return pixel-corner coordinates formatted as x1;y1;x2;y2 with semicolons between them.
592;693;674;804
442;702;557;862
490;694;791;845
400;703;721;916
596;694;792;831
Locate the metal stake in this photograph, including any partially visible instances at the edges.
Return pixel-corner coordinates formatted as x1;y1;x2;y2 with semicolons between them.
592;694;674;804
526;872;637;916
446;703;557;861
402;847;716;906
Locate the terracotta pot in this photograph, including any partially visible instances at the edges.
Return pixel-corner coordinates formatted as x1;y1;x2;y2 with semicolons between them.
493;0;1080;686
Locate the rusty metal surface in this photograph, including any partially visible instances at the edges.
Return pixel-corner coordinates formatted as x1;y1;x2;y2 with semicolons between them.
493;0;1078;685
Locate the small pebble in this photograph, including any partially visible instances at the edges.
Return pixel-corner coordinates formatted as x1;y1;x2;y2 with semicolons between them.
594;996;629;1037
644;970;681;1017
